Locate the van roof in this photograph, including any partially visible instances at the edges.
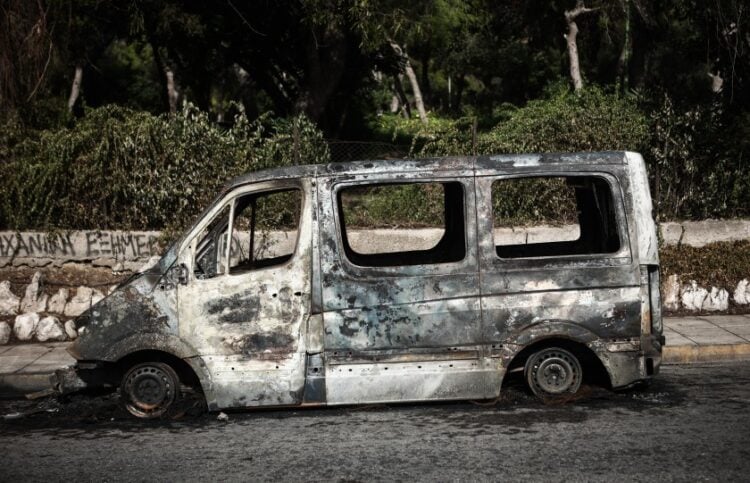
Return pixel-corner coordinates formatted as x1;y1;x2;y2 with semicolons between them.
226;151;632;189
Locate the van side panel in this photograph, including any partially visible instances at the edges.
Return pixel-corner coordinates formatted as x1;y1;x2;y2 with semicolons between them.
625;152;659;266
475;164;647;389
316;173;503;405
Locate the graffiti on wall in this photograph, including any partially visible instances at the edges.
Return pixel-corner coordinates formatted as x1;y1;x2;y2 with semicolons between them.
0;232;160;261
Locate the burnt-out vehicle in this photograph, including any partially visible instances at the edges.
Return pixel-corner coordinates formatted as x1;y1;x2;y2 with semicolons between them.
55;151;663;418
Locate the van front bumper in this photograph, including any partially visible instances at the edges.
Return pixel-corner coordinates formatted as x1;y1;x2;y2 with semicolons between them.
50;362;114;395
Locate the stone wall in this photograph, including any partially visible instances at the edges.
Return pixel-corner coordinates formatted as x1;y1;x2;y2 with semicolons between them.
0;231;161;270
3;219;749;269
1;220;749;345
660;220;750;247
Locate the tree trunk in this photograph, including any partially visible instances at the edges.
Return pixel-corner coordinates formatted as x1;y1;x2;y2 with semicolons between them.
454;74;466;113
392;74;411;118
165;68;178;113
390;95;400;113
616;0;631;92
67;64;83;112
389;41;427;124
564;1;599;91
404;61;428;124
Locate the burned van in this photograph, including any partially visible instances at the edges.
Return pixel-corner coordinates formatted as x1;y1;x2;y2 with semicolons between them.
56;151;663;418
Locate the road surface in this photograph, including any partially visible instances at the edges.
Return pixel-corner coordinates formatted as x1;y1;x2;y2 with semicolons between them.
2;362;750;481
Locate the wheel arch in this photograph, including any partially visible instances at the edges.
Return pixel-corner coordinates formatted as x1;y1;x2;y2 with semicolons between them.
99;334;214;400
500;321;613;389
116;349;204;392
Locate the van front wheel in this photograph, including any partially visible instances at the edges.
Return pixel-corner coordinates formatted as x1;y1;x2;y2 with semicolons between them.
120;362;180;419
525;347;582;398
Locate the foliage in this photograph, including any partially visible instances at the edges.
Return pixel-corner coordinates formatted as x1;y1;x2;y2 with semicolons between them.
481;86;650;153
648;94;750;220
341;183;446;228
415;85;649;157
1;0;749;231
492;178;578;227
368;112;460;145
661;240;750;289
0;104;329;234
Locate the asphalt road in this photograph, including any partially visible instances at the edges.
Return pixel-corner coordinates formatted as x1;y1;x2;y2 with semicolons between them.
2;362;750;482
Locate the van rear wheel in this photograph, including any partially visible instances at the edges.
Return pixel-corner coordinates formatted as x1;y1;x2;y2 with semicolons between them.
120;362;180;419
525;347;582;398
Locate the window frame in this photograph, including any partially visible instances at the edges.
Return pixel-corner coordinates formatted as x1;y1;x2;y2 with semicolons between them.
182;180;306;282
331;176;475;277
227;186;304;275
487;171;631;267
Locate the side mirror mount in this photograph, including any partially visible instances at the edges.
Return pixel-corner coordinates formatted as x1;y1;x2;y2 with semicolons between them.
169;263;189;286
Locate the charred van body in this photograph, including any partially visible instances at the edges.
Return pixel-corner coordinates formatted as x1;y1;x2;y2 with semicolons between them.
54;151;664;418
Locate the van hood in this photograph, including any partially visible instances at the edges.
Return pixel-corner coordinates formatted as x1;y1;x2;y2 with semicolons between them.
69;268;179;361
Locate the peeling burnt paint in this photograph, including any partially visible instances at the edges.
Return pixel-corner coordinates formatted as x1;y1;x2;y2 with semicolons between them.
66;152;662;411
227;332;296;355
204;290;261;324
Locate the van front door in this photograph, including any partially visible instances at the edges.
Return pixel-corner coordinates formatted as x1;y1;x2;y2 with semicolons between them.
176;179;312;410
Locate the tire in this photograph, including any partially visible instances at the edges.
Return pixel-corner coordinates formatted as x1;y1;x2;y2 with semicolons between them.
524;347;583;398
120;362;181;419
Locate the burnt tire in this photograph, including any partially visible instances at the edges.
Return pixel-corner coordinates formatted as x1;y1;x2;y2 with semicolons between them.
524;347;583;398
120;362;181;419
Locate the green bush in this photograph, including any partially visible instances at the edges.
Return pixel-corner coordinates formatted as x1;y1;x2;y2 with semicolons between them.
661;240;750;289
406;86;648;226
648;95;750;220
0;104;329;234
416;85;649;157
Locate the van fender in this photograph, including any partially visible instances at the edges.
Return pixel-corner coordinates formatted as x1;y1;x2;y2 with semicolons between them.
500;319;601;350
91;332;201;363
497;319;611;377
92;332;218;404
498;319;638;389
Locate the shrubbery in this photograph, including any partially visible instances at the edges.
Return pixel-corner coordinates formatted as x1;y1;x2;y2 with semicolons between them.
2;85;748;234
413;85;649;157
406;86;748;222
0;104;329;234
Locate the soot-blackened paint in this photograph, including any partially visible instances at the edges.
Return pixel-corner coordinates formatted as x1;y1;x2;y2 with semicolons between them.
205;290;261;324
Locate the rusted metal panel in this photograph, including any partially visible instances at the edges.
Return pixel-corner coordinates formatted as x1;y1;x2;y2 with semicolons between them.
324;358;503;405
317;175;481;350
65;151;661;410
175;177;313;409
72;273;184;361
475;167;641;346
625;152;659;266
317;171;490;403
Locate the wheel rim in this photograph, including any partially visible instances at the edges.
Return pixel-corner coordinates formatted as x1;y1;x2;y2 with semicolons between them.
123;365;176;418
528;349;581;395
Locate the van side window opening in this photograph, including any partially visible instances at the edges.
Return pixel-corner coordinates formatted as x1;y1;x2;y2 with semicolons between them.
492;176;620;258
192;189;301;279
229;188;302;273
337;181;466;267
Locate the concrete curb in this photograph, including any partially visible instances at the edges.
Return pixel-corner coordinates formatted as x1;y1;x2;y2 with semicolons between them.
663;343;750;364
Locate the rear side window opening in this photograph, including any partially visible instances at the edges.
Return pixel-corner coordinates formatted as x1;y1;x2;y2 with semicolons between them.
337;181;466;267
492;175;621;259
